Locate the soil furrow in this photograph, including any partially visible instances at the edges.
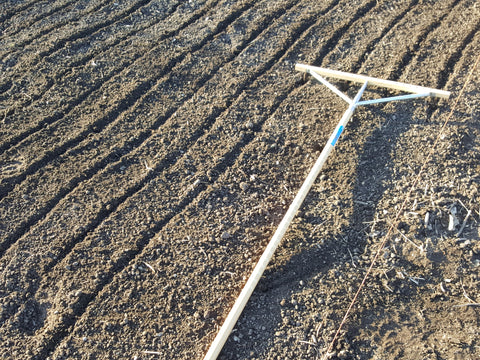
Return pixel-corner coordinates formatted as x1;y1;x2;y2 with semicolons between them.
0;0;150;64
30;1;377;355
397;0;480;118
0;0;250;198
16;0;394;358
73;0;479;357
0;0;151;101
444;29;480;95
0;0;111;97
411;0;480;90
0;0;154;100
0;0;321;310
1;1;479;359
436;17;480;90
0;0;39;25
346;0;420;74
0;0;86;44
0;0;214;162
379;0;461;82
0;0;153;103
0;0;264;257
0;0;306;285
0;0;365;356
304;0;377;68
0;0;309;321
0;0;193;152
0;0;110;62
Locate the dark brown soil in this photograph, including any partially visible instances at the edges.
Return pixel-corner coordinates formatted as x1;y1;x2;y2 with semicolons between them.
0;0;479;359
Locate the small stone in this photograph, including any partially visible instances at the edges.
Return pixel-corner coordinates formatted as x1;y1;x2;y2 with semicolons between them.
239;182;248;191
233;335;240;342
280;299;286;306
448;214;459;231
203;309;214;319
221;231;231;240
459;239;471;248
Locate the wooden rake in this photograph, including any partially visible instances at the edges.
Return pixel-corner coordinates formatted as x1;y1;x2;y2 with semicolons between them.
203;63;450;360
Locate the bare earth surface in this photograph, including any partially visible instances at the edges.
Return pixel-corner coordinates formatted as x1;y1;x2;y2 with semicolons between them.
0;1;479;359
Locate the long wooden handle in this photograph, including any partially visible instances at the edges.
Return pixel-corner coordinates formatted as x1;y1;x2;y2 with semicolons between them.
202;82;368;360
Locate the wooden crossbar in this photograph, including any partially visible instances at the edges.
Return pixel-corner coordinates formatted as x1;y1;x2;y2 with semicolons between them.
295;63;451;99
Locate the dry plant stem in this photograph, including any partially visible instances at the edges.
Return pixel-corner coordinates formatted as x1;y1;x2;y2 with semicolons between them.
143;350;162;355
452;303;480;308
321;53;480;360
456;209;471;237
347;248;357;268
461;283;476;303
143;261;156;273
388;220;423;251
457;198;472;216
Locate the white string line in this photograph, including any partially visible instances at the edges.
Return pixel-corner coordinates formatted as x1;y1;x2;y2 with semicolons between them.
321;52;480;360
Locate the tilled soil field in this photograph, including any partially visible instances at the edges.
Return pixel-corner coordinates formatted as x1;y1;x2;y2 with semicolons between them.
1;1;479;359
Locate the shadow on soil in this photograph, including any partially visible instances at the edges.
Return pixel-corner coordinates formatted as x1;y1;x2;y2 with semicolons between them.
221;101;426;359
